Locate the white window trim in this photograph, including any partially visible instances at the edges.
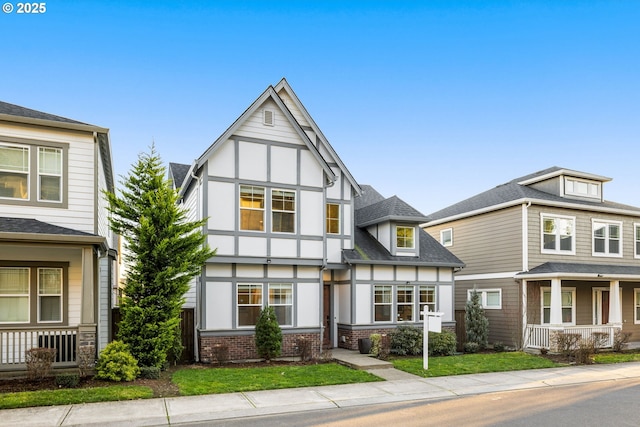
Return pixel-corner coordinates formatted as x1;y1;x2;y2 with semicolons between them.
236;283;263;328
540;213;576;255
635;288;640;325
37;267;63;323
326;202;340;235
592;219;623;258
440;228;453;247
467;288;502;310
0;143;30;201
396;285;414;322
563;176;601;200
396;225;415;250
373;285;393;323
541;287;576;326
592;287;623;325
239;185;265;233
268;283;293;327
271;188;296;234
0;267;30;324
419;285;437;320
633;222;640;259
37;147;63;203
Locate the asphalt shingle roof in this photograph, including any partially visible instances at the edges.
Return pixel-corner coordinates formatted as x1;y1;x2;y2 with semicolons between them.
0;101;88;125
0;217;98;237
354;185;386;210
517;262;640;277
356;195;430;227
169;162;191;189
427;166;640;221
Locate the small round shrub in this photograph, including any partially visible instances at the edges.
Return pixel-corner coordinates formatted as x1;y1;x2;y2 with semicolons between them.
391;325;423;356
429;331;457;356
139;366;161;379
493;342;506;352
55;373;80;388
369;333;382;357
95;341;140;382
463;341;480;354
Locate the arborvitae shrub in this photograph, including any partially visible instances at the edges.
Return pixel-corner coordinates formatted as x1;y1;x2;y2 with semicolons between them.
465;289;489;349
255;307;282;361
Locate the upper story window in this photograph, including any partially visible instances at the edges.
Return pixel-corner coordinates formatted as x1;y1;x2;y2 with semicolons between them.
440;228;453;247
239;185;265;231
541;214;575;254
593;220;622;257
635;224;640;259
564;177;601;200
272;189;295;233
0;141;66;207
326;203;340;234
396;226;415;249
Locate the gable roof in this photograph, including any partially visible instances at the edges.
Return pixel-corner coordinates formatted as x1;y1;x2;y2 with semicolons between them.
169;162;190;189
179;81;338;197
426;166;640;225
355;185;386;210
0;217;106;247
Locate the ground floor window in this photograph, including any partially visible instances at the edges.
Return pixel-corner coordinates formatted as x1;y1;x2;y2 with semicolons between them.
0;267;29;323
237;283;293;327
467;288;502;310
374;284;437;323
635;289;640;324
542;287;575;325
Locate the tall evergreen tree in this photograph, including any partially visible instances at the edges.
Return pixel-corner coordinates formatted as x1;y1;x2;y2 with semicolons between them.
106;147;214;368
465;289;489;349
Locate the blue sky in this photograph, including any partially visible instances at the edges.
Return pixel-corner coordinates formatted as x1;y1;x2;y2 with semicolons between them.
2;1;638;214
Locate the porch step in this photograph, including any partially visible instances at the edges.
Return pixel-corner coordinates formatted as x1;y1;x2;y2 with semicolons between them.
331;348;393;370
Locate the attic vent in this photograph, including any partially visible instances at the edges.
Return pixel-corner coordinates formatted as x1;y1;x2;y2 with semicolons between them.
263;109;275;126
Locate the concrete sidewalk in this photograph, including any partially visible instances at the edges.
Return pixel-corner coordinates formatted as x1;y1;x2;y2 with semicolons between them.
3;357;640;426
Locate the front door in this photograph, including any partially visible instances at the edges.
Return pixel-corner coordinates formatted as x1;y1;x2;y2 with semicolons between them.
323;285;331;349
594;289;610;325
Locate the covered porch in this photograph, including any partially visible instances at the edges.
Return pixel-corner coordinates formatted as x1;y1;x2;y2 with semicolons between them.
518;262;640;351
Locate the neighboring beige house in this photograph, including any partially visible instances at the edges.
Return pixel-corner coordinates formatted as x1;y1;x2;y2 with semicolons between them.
0;101;117;372
423;167;640;350
170;79;463;361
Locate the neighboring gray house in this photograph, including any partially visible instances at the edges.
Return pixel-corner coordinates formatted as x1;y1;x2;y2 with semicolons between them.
170;79;462;361
0;101;117;372
423;167;640;350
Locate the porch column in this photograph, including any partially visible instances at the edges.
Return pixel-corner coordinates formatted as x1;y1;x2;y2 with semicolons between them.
549;278;563;325
608;280;622;325
79;247;97;354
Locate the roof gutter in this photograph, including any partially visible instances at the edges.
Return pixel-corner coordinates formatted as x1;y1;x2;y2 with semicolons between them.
0;232;107;251
0;114;109;134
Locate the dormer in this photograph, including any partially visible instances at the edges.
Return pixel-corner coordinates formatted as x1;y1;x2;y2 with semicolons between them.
517;167;611;203
354;191;429;257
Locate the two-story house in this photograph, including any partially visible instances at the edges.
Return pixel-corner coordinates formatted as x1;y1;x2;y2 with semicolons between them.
0;101;117;372
423;167;640;350
170;79;463;361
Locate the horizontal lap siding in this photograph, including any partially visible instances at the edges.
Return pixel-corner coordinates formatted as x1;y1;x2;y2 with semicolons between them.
234;100;306;146
528;206;640;268
455;278;522;347
426;206;523;276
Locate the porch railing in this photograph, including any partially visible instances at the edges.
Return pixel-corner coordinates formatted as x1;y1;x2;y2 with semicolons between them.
0;327;78;370
525;324;620;350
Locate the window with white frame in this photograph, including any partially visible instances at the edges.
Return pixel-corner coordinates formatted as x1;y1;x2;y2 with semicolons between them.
542;288;575;325
0;144;29;200
38;147;63;202
541;214;575;254
635;224;640;259
326;203;340;234
467;288;502;310
593;220;622;256
374;285;392;322
635;289;640;324
440;228;453;247
0;267;30;323
38;268;62;322
396;226;415;249
237;284;262;326
419;286;436;320
396;286;413;321
0;265;66;325
269;283;293;326
239;185;265;231
272;189;295;233
564;177;601;199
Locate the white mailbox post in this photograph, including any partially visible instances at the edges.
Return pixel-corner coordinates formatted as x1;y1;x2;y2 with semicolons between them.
422;309;444;370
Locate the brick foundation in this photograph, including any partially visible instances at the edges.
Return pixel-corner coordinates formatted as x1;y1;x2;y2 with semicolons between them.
337;324;457;350
199;332;321;363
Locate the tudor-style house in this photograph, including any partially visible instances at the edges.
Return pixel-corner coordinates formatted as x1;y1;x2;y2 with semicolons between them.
423;167;640;350
170;79;463;361
0;101;117;372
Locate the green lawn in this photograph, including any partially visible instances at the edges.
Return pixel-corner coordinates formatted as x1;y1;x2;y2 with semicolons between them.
595;351;640;364
392;352;561;377
172;362;382;395
0;385;153;410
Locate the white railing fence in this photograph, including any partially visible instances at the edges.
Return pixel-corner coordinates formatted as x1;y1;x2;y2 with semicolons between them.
0;327;77;370
525;324;619;349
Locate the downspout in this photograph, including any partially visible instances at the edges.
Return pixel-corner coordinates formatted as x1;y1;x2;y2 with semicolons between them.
521;201;531;349
191;167;203;362
319;174;337;355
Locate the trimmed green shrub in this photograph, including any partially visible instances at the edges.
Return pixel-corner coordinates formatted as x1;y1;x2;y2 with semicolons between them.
369;334;382;357
429;331;457;356
255;307;282;361
55;373;80;388
139;366;161;379
390;325;423;356
95;341;140;382
463;341;480;354
493;341;506;352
